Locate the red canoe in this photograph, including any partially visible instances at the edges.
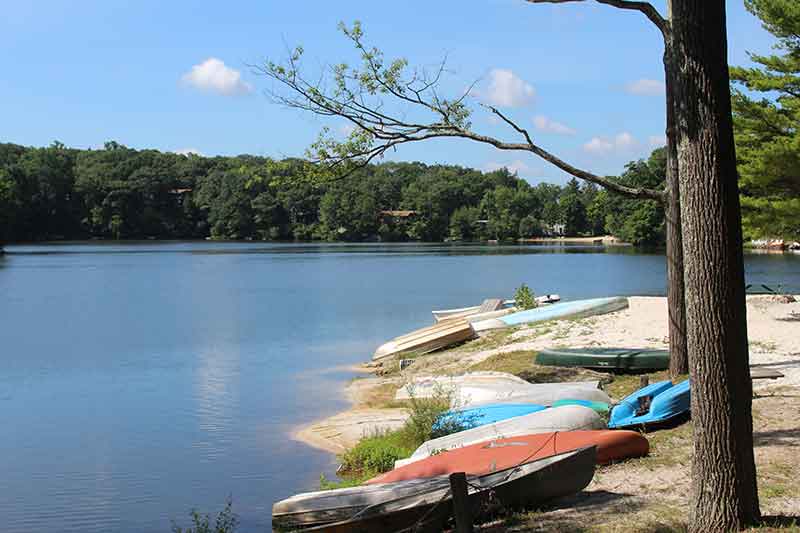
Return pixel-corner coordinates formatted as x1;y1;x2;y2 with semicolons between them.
367;430;648;485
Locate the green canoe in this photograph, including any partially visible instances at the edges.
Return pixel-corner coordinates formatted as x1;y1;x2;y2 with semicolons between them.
537;347;669;372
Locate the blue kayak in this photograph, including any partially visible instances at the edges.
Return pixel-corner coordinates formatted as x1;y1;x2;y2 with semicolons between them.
608;379;691;429
435;403;546;431
472;297;629;332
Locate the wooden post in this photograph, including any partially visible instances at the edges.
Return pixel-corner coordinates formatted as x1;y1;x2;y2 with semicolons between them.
639;375;650;389
449;472;473;533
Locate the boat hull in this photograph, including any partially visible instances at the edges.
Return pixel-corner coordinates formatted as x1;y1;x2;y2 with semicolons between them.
306;447;596;533
394;405;605;468
472;296;629;332
370;430;646;485
537;347;670;372
372;319;475;360
608;379;691;429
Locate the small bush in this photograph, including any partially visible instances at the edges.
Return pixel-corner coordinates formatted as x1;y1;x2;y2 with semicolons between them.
331;386;473;482
514;283;538;310
171;498;238;533
339;430;414;475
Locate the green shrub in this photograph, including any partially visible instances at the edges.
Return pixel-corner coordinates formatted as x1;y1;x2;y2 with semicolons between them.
514;283;538;310
171;498;237;533
330;386;474;483
339;430;414;475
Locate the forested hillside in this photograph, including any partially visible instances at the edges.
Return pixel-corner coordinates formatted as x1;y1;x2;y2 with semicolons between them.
0;141;666;245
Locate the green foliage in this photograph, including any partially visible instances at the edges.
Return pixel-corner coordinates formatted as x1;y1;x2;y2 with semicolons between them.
599;149;666;246
514;283;538;310
0;141;675;246
338;430;416;476
334;388;468;481
731;0;800;240
171;498;238;533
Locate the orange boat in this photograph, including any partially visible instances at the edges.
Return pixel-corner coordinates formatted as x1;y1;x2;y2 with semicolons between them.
367;430;648;485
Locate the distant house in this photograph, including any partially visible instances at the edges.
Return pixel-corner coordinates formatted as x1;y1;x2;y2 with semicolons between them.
169;188;193;206
545;223;565;236
379;210;418;223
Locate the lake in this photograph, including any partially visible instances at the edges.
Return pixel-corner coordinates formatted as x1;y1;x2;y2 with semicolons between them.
1;242;798;532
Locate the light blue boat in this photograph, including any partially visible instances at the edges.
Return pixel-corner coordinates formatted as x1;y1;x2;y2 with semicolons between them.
472;296;629;332
434;403;546;431
608;379;691;429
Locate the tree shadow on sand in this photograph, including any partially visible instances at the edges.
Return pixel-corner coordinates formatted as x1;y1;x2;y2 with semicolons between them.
477;490;644;532
753;428;800;447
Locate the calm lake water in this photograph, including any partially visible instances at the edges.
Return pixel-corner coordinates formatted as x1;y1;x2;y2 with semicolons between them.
1;242;799;532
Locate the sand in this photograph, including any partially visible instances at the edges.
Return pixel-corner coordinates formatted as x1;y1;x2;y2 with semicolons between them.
292;295;800;455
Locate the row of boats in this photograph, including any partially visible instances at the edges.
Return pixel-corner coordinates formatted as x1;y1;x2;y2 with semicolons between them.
274;295;785;530
373;295;629;361
273;370;702;530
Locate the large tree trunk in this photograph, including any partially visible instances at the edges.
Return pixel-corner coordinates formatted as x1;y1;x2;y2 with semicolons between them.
663;35;688;378
671;1;760;530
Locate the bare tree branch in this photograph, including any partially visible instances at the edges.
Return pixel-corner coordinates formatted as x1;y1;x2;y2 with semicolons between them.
526;0;668;36
257;21;665;200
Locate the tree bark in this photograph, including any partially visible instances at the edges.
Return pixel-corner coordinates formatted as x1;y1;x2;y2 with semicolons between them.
663;24;689;378
671;1;760;530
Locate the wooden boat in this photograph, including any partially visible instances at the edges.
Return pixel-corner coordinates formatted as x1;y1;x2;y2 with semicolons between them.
304;447;596;533
272;476;453;530
372;319;475;360
536;347;670;372
395;405;605;468
472;296;629;332
750;367;784;380
369;430;647;485
431;295;561;322
608;379;690;429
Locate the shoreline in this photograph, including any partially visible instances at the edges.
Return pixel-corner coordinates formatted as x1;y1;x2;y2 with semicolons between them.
292;295;800;458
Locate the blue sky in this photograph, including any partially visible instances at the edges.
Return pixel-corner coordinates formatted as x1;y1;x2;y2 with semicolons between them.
0;1;776;184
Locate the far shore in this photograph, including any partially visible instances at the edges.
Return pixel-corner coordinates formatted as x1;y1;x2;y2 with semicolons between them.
518;235;631;245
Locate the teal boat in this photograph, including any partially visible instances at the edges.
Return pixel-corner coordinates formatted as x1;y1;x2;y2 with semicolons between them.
536;347;669;372
551;398;610;415
434;403;546;431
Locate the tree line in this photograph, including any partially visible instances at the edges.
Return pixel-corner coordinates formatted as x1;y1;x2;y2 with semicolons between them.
0;141;668;245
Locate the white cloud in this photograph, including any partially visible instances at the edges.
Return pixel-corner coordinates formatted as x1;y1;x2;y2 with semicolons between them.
614;132;636;150
174;148;203;156
625;78;664;96
533;115;576;135
181;58;253;96
649;134;667;148
583;132;638;156
583;137;615;155
484;69;535;107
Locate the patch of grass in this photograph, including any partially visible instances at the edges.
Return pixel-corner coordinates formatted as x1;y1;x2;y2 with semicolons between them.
468;351;614;387
460;328;519;352
333;388;469;482
641;420;694;467
337;429;417;477
359;381;405;409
